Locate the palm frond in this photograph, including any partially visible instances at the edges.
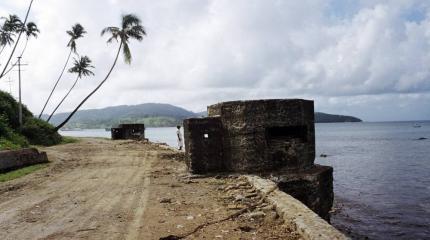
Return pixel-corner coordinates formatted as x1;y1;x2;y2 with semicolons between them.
122;42;132;64
126;25;146;41
66;23;86;52
68;55;95;78
25;22;39;38
122;14;141;30
71;23;86;38
0;30;15;46
2;14;23;33
101;26;119;36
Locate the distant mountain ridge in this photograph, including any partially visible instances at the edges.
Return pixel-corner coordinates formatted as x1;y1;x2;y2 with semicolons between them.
48;103;197;129
48;103;362;129
195;111;362;123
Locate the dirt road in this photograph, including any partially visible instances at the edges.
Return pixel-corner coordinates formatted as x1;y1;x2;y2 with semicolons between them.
0;138;297;240
0;138;157;240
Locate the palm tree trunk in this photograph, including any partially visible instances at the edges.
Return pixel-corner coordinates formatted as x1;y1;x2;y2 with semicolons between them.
38;49;73;119
47;75;80;122
54;41;123;131
2;39;29;78
0;0;34;79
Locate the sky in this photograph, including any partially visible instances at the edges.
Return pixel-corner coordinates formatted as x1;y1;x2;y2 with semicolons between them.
0;0;430;121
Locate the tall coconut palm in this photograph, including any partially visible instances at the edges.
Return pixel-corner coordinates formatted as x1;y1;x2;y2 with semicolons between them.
47;56;94;122
0;15;22;56
19;22;39;56
54;14;146;131
39;23;86;119
1;22;39;77
0;0;35;79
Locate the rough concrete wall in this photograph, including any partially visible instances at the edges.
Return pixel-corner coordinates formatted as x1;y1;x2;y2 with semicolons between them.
187;99;335;221
207;99;315;172
246;175;347;240
274;165;334;221
183;117;224;173
111;128;124;140
111;124;145;140
0;148;48;173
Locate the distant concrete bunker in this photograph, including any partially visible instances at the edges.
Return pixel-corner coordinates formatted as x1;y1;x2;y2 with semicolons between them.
111;124;145;140
184;99;334;221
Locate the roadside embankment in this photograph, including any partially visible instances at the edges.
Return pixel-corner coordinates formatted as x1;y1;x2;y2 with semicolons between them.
0;148;48;173
246;175;348;240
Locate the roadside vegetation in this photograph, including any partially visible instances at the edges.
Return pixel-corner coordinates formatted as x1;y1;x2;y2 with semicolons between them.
0;91;61;150
0;163;47;182
60;136;79;144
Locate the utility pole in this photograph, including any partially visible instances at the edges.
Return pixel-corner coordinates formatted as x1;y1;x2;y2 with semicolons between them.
18;57;23;128
15;57;27;128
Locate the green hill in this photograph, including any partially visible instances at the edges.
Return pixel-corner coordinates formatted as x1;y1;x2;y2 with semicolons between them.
315;112;362;123
47;103;198;129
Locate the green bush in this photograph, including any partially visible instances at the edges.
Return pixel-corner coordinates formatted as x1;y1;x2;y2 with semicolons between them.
0;114;29;150
1;90;62;148
0;91;32;130
21;118;62;146
0;138;23;150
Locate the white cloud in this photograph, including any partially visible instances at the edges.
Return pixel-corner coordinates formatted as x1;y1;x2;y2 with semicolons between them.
0;0;429;121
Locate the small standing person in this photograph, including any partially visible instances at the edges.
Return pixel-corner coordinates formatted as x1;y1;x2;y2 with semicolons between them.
176;125;183;150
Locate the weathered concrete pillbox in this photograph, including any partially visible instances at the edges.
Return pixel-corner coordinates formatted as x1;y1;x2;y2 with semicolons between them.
111;124;145;140
184;99;335;221
185;99;315;173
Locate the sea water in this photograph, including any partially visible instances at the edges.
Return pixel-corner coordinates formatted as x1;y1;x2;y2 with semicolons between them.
316;122;430;239
60;122;430;239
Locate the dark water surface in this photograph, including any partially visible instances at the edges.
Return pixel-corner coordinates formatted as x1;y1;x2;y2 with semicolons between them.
316;122;430;240
61;122;430;239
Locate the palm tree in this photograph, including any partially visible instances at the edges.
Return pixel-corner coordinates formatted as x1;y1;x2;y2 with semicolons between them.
0;15;22;56
54;14;146;131
20;22;39;56
0;0;35;79
1;22;39;77
1;14;23;32
47;56;94;122
39;23;87;119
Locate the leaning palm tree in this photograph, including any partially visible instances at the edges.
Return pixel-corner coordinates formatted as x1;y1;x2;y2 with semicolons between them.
19;22;39;57
0;15;22;56
1;22;39;77
54;14;146;131
39;23;87;119
47;56;94;122
0;0;35;79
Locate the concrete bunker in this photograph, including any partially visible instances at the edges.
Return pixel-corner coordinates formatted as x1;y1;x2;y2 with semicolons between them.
184;99;334;221
111;124;145;140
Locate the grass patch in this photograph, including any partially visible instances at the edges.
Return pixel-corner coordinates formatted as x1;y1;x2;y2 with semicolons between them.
61;136;79;144
0;163;48;182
